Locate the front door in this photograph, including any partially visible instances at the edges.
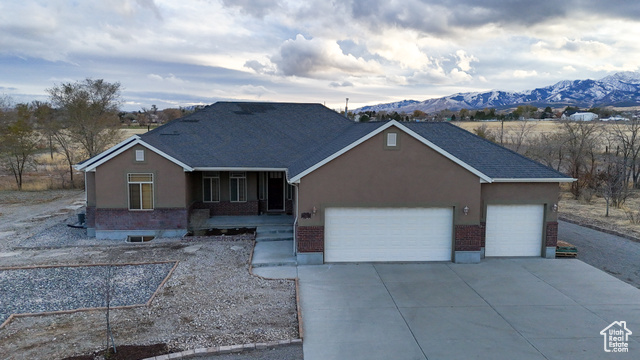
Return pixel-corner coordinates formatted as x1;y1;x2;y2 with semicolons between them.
267;172;285;211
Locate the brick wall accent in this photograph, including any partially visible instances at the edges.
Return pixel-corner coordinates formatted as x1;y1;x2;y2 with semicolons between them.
297;225;324;252
192;201;259;216
86;206;96;228
480;222;486;247
454;224;483;251
546;221;558;247
95;208;188;230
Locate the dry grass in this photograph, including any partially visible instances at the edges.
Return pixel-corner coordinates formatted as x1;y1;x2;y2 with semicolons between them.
454;120;562;136
559;189;640;239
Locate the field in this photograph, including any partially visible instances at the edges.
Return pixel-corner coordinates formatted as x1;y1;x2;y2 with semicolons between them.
454;120;562;137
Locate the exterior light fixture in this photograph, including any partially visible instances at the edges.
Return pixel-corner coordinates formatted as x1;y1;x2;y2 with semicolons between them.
312;206;317;215
463;206;469;215
552;204;558;212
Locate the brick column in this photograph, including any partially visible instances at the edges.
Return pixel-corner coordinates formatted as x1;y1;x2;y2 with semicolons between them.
454;224;483;251
297;226;324;252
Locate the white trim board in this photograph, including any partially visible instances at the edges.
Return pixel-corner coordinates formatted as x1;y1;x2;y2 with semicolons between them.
491;178;576;183
77;137;194;172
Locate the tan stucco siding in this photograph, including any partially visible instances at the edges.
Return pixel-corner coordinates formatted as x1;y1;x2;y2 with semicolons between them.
94;145;187;209
481;182;560;222
297;126;482;226
86;172;96;207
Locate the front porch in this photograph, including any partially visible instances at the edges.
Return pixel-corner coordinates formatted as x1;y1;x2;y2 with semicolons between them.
197;214;295;230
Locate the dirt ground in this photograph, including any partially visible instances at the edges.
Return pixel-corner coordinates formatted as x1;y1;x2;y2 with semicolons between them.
0;190;298;360
558;189;640;240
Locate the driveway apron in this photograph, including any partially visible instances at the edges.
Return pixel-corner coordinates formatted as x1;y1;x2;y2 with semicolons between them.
298;259;640;360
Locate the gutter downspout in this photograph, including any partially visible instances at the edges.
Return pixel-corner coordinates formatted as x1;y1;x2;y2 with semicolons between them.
292;183;299;257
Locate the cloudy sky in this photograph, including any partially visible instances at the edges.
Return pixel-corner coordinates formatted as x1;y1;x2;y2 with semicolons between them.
1;0;640;111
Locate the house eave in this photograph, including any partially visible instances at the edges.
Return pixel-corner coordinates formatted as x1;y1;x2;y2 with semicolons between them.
193;167;288;172
490;178;576;183
79;137;194;172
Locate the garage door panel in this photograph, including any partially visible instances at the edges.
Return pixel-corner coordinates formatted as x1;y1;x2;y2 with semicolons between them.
485;204;544;257
324;207;453;262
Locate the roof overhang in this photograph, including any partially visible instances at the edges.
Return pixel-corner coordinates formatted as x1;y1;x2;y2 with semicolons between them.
289;120;493;184
490;178;577;183
74;136;194;172
193;167;288;172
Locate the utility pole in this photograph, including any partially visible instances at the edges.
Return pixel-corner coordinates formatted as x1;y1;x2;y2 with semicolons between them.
345;98;349;118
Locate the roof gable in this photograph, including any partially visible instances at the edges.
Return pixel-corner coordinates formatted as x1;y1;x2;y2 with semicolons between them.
75;136;193;172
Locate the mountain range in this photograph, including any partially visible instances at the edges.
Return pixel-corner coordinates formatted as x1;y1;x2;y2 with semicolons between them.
356;71;640;114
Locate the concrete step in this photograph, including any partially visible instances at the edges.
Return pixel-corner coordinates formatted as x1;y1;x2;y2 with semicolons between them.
252;240;297;267
256;225;294;242
256;225;293;234
256;232;294;242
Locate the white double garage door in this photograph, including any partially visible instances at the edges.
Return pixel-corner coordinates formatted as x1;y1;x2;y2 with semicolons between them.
324;205;544;262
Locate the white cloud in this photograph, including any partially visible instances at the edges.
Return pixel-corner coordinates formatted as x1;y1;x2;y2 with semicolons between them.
455;50;478;72
513;70;539;79
270;34;381;78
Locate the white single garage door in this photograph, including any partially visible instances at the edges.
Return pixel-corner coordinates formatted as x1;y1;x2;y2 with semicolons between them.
324;207;453;262
485;204;544;257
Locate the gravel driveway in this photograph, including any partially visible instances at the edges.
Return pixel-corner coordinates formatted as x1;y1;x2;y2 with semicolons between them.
558;220;640;288
0;262;175;325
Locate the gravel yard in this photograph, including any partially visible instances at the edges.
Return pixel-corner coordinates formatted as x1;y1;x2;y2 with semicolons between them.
0;262;176;326
0;190;299;360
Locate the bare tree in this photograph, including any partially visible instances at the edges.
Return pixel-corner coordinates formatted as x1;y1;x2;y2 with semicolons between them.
48;78;123;158
505;120;536;153
525;132;566;171
0;104;41;190
597;153;630;216
608;119;640;189
560;120;601;199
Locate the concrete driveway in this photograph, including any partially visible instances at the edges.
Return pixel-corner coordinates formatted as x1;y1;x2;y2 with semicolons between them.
298;259;640;360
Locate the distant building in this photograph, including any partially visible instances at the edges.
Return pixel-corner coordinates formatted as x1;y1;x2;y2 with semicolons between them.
569;112;599;121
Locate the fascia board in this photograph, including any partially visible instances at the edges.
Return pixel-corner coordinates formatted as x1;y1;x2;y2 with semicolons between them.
84;139;194;172
74;135;140;171
491;178;576;183
193;167;288;172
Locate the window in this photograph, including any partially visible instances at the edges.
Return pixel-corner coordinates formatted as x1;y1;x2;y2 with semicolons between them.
230;172;247;202
203;172;220;202
387;132;398;147
135;149;145;162
128;173;153;210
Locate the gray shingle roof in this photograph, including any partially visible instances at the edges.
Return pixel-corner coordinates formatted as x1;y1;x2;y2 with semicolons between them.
140;102;353;169
89;102;569;181
403;122;568;179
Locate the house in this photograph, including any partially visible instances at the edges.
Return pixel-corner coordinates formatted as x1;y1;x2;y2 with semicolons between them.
75;102;574;264
569;112;599;121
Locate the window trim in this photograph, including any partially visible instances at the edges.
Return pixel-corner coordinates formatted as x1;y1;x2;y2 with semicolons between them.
203;172;220;203
135;149;145;162
230;171;247;202
127;173;154;211
387;132;398;147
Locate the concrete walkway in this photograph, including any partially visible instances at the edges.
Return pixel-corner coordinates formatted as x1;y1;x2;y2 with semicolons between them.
297;259;640;360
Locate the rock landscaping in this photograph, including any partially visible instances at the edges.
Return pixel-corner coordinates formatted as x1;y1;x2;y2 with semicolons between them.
0;190;299;360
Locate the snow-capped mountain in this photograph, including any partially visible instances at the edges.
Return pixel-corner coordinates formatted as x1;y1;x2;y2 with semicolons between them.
356;71;640;113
